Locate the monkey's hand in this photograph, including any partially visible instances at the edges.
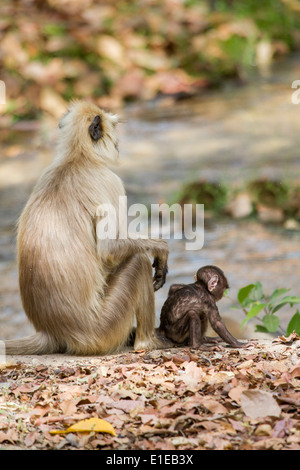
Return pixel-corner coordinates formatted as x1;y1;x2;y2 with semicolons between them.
152;257;168;291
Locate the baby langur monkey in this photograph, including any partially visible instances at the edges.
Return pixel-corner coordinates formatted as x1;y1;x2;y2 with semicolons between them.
158;265;250;349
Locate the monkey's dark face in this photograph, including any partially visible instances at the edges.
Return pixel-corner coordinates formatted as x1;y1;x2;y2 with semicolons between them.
89;115;102;141
58;101;119;163
88;110;119;162
88;111;119;162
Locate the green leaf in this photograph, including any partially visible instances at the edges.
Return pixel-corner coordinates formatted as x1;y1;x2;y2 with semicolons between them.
251;282;264;301
223;289;229;298
286;311;300;336
237;284;255;306
272;296;300;313
241;303;267;326
267;288;290;305
255;325;269;333
262;314;280;333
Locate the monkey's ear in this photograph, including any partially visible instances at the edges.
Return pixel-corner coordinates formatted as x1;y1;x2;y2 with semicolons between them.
208;274;218;292
89;115;102;141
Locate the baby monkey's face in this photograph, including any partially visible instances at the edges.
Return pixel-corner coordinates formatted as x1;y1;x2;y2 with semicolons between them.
194;265;229;302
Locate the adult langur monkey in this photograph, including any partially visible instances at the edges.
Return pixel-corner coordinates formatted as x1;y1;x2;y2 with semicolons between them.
4;101;169;355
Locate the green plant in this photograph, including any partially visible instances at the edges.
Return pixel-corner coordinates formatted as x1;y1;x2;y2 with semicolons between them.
234;282;300;335
178;181;228;214
248;179;290;207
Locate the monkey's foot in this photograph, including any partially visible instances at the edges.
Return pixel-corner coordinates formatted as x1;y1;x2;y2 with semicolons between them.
157;337;175;349
203;336;223;344
134;335;162;351
190;343;224;351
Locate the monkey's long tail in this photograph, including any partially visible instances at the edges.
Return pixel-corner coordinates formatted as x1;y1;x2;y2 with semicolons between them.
4;332;60;355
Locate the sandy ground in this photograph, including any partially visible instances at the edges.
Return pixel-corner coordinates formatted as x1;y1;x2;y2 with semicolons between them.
3;337;299;367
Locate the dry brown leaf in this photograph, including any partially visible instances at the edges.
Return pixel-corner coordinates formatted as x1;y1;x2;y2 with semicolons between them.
170;436;199;447
110;399;145;415
204;370;235;385
140;414;159;425
13;383;41;395
176;361;204;389
228;418;246;433
24;431;37;447
160;402;184;418
274;332;300;343
253;437;285;450
0;429;18;444
59;399;78;416
228;385;247;404
280;391;300;406
201;398;228;415
162;361;179;372
290;364;300;378
199;420;219;431
240;390;281;419
272;419;292;438
148;376;166;385
57;384;84;401
30;404;51;418
254;424;272;436
236;359;254;370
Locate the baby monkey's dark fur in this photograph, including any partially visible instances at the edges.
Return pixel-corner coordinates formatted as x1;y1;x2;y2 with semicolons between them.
157;265;250;349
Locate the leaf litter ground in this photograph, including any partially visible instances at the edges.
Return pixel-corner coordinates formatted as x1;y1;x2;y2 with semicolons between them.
0;337;299;450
